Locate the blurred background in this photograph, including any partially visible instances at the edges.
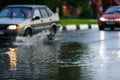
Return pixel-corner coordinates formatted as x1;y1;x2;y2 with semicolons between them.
0;0;120;19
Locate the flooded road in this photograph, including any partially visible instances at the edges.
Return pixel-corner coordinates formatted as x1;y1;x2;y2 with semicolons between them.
1;28;120;80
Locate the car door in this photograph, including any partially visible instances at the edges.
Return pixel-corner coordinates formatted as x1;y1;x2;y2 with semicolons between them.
39;8;51;29
31;8;44;34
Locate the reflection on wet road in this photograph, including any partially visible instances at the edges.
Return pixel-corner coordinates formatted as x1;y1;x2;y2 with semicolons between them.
1;29;120;80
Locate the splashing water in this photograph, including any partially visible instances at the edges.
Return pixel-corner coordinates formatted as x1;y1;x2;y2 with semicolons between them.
14;30;50;46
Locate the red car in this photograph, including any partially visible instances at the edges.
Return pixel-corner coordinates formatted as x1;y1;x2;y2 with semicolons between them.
98;6;120;30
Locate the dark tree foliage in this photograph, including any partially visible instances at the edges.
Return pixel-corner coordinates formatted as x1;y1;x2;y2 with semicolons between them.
0;0;61;11
0;0;33;9
0;0;83;10
0;0;92;18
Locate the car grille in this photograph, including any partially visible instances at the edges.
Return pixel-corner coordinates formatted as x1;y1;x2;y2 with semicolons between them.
0;25;8;30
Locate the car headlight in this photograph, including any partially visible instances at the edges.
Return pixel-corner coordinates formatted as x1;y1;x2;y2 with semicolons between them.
115;18;120;21
7;25;21;30
100;17;106;21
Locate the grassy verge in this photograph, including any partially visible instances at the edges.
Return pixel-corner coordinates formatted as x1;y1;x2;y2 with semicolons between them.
60;19;98;26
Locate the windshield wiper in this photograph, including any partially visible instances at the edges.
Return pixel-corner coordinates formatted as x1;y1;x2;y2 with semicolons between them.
21;9;26;18
10;12;13;18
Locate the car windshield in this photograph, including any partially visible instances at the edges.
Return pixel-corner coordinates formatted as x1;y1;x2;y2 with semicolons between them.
105;7;120;14
0;7;32;18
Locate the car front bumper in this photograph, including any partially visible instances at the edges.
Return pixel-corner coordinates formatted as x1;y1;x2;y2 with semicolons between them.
0;30;18;42
99;24;120;28
98;19;120;28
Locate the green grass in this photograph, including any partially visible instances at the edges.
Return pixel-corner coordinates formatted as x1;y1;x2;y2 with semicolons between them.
60;19;98;26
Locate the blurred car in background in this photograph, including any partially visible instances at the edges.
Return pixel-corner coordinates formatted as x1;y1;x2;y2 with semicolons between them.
98;6;120;30
0;5;60;42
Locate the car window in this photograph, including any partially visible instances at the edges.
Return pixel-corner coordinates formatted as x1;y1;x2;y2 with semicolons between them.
34;9;41;17
22;8;32;18
105;7;120;14
105;7;114;14
0;8;11;17
12;8;24;18
0;7;32;18
40;8;49;18
46;8;53;16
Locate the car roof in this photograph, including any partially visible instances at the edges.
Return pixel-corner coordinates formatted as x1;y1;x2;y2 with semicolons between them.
6;4;47;8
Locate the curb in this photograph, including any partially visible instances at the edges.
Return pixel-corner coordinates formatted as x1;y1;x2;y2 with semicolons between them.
59;24;98;31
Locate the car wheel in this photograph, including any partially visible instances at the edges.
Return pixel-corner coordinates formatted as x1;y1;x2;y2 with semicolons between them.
24;28;32;37
47;27;56;40
99;25;104;30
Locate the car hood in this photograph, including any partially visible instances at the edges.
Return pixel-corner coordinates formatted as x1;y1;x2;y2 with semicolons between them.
0;18;28;24
102;14;120;18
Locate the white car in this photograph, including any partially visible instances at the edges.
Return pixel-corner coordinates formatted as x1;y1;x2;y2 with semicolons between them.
0;5;60;42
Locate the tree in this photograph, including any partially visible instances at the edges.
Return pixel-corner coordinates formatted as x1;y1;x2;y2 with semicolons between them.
79;0;93;19
0;0;93;18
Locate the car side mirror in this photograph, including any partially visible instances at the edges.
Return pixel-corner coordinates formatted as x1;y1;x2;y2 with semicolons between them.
32;16;40;20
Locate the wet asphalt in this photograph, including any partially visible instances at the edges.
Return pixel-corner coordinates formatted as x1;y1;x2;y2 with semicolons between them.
0;27;120;80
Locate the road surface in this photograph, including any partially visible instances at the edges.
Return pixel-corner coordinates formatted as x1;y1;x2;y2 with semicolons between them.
0;27;120;80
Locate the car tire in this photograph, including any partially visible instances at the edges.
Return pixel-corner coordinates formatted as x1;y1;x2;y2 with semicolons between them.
99;25;104;30
47;26;56;40
24;28;32;37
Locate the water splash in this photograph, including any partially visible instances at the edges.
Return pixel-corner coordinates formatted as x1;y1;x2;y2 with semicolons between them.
14;30;51;46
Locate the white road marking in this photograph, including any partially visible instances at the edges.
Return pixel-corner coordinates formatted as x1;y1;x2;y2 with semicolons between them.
66;25;76;31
